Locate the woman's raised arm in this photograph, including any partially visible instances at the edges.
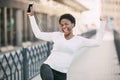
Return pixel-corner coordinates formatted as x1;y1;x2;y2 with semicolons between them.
28;6;54;41
82;17;106;47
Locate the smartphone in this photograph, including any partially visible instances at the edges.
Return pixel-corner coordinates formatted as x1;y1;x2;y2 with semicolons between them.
27;3;33;14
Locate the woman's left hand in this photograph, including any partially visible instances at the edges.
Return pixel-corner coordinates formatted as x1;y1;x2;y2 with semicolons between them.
100;16;108;22
100;16;107;21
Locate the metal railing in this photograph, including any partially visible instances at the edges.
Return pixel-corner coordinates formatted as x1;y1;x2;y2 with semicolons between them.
114;30;120;63
0;41;53;80
0;30;96;80
81;29;96;38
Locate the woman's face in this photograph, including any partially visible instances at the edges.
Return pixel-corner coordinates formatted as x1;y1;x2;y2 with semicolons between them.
60;19;74;36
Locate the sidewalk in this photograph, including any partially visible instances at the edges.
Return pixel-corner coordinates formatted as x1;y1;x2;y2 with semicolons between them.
32;31;120;80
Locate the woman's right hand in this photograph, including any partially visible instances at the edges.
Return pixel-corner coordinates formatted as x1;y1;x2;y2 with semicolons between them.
27;6;34;16
30;7;34;16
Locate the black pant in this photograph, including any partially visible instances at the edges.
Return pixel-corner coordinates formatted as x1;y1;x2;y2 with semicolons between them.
40;64;67;80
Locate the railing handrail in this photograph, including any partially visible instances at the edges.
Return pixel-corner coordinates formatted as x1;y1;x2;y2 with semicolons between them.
0;30;96;80
0;41;53;80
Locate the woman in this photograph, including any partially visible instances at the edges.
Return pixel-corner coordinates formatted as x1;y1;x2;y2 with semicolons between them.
28;8;106;80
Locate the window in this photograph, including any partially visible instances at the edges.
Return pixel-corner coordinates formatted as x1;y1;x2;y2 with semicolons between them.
1;7;6;46
7;8;15;45
0;8;1;47
0;7;17;47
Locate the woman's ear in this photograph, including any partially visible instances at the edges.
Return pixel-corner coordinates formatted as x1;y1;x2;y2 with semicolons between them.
72;23;75;28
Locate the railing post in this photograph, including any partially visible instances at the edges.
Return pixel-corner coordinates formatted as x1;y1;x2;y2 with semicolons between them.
22;48;29;80
47;41;52;57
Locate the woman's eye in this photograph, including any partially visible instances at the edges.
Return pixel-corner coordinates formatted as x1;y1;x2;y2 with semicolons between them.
61;25;63;27
60;23;69;27
65;23;68;25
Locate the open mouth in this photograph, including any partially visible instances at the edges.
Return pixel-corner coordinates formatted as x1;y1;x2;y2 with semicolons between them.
63;28;69;33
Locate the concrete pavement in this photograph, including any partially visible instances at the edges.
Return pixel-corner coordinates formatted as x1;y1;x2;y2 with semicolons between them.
32;31;120;80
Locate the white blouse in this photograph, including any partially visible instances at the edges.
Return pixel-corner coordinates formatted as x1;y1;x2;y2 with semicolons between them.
29;16;106;73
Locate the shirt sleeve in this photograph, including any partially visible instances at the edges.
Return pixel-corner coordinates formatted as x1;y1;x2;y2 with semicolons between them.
29;16;54;41
82;21;106;47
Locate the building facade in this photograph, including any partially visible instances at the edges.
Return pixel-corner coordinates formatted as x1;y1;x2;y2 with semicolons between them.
0;0;88;53
101;0;120;31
